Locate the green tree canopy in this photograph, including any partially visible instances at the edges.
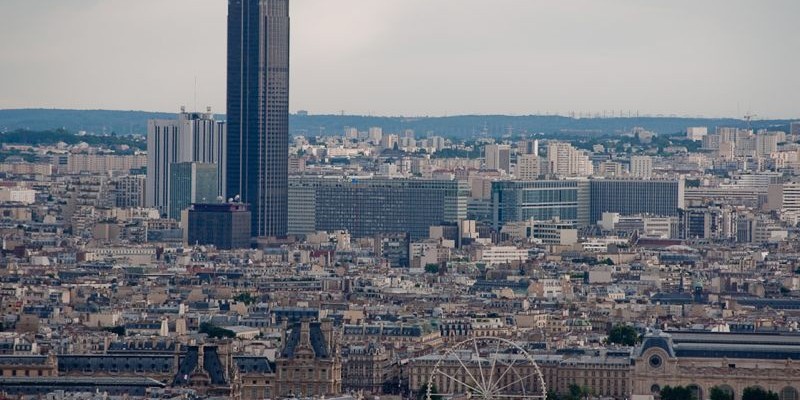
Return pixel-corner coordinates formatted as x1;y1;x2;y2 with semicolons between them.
416;382;442;400
660;385;696;400
546;390;562;400
425;264;440;274
607;324;640;346
742;387;779;400
233;292;258;305
563;384;592;400
710;386;734;400
199;322;235;339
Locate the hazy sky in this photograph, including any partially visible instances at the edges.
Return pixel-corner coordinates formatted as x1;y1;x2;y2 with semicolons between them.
0;0;798;118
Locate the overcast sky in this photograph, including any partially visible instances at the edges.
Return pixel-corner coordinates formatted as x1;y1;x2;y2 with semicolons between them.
0;0;798;118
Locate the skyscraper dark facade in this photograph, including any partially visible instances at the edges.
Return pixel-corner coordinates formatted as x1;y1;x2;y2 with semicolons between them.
188;203;252;250
226;0;290;237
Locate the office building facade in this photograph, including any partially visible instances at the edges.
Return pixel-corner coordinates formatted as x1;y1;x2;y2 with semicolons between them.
187;203;252;249
288;177;469;239
517;139;539;155
791;121;800;137
112;175;146;209
547;141;593;177
590;179;684;224
491;180;590;230
168;162;219;220
516;154;541;180
146;110;226;216
485;144;511;173
226;0;290;238
630;155;653;178
686;127;708;141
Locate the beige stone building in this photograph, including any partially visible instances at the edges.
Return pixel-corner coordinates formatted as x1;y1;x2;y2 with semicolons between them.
342;342;392;395
632;331;800;400
274;320;342;398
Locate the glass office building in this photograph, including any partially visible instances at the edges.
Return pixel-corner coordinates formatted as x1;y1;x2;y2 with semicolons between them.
168;162;219;220
288;177;469;240
187;203;252;249
491;180;590;230
589;179;685;225
226;0;290;238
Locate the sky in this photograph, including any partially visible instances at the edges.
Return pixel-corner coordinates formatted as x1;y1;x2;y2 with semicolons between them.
0;0;798;118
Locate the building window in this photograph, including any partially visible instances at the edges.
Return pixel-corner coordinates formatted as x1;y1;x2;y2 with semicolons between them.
651;384;661;394
781;387;799;400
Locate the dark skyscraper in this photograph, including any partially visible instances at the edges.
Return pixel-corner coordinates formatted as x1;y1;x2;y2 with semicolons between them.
188;203;252;250
226;0;290;237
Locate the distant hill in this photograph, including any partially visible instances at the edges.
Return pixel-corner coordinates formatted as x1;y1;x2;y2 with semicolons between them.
0;108;795;138
289;114;794;138
0;128;145;151
0;109;178;135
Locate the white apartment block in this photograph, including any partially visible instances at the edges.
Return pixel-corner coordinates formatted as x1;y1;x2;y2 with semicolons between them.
547;141;593;177
630;155;653;178
516;154;540;180
686;127;707;141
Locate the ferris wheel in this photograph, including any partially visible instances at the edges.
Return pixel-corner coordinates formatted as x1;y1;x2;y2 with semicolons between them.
426;336;547;400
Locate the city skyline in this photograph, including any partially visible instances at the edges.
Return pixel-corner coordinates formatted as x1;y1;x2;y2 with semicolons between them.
0;0;799;119
4;2;800;400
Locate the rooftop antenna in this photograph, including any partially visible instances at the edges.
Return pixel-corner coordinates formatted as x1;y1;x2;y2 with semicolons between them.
194;76;198;113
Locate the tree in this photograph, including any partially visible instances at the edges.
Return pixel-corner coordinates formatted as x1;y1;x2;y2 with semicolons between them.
424;264;440;274
685;179;702;188
199;322;235;339
607;324;640;346
742;387;779;400
660;385;695;400
416;382;442;400
233;292;257;305
382;376;408;396
565;384;592;400
710;386;734;400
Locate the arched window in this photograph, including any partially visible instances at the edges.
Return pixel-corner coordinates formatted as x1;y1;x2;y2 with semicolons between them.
688;384;703;400
781;387;799;400
717;384;735;400
651;384;661;394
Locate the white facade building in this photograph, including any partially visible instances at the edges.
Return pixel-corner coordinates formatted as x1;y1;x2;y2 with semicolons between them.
475;245;529;266
368;127;383;144
547;141;593;177
0;188;36;204
516;154;540;180
485;144;511;173
146;109;226;216
686;127;708;141
630;155;653;178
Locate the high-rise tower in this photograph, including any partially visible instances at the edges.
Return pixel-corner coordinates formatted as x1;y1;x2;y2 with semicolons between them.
146;110;226;218
227;0;290;238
